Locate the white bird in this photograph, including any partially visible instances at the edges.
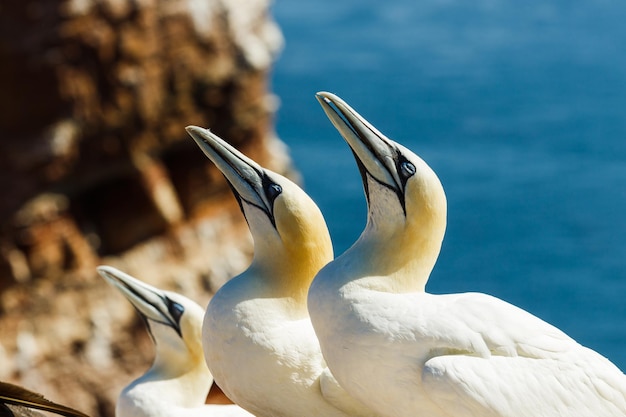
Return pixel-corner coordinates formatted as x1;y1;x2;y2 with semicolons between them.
308;92;626;417
185;126;379;417
96;266;254;417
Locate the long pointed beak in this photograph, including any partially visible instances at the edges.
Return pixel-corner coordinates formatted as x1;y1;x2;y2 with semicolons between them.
97;266;183;336
315;92;408;198
185;126;278;225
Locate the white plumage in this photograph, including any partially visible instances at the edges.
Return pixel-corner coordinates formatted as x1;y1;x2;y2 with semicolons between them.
185;126;379;417
308;92;626;417
97;266;254;417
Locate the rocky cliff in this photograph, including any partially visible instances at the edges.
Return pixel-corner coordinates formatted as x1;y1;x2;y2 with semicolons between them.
0;1;286;415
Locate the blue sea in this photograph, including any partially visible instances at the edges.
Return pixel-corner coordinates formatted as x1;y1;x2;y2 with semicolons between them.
270;0;626;369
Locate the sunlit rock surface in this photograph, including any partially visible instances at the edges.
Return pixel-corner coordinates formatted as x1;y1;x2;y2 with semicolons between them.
0;1;287;415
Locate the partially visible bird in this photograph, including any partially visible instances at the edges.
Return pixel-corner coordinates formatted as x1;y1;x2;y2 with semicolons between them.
0;381;89;417
97;265;254;417
185;126;378;417
308;91;626;417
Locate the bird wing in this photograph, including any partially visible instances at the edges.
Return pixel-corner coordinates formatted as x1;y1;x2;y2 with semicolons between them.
415;293;626;416
319;368;380;417
423;353;626;416
0;382;90;417
1;403;46;417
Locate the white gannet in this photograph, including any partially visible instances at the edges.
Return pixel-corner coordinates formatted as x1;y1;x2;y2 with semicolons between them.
185;126;379;417
0;381;90;417
96;266;254;417
308;92;626;417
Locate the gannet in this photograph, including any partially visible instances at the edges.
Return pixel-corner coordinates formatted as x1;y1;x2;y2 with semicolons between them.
185;126;379;417
308;92;626;417
0;381;90;417
96;266;254;417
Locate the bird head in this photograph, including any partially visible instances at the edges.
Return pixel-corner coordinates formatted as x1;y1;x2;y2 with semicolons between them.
316;92;446;290
186;126;333;303
96;266;208;378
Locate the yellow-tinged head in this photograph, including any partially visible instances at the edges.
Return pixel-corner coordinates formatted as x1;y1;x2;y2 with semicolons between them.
186;127;333;305
316;92;447;292
97;266;209;383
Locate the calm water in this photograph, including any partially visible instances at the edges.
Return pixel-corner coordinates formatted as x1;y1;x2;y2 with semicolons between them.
270;0;626;369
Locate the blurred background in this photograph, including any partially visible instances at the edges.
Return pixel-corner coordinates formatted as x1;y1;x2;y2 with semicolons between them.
0;0;286;414
1;0;625;415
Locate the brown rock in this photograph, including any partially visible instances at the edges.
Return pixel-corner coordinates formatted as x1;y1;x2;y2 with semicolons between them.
0;0;287;415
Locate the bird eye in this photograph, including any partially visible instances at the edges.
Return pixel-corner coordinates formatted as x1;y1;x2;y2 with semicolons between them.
400;161;416;178
166;298;185;324
267;183;283;202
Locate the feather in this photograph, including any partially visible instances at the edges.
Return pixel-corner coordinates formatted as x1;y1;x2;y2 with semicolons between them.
0;382;90;417
1;403;47;417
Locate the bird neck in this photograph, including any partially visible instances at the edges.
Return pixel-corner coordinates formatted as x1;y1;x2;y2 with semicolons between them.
150;335;206;377
342;219;443;294
144;348;211;406
248;258;310;313
250;241;331;314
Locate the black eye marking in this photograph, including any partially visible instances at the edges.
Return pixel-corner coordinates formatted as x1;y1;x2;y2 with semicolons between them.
262;172;283;206
395;149;416;184
267;183;283;202
393;151;415;216
165;297;185;325
400;160;416;178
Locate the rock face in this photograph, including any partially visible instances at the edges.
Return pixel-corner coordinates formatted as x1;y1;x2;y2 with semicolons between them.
0;0;286;415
